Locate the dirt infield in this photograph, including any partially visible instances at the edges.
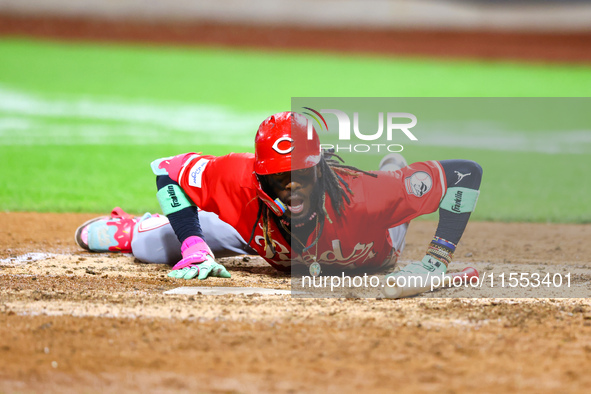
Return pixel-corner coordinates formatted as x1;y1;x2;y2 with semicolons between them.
1;212;591;393
2;14;591;64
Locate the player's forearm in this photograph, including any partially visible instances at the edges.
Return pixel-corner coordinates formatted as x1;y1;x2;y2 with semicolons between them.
156;175;203;243
429;160;483;268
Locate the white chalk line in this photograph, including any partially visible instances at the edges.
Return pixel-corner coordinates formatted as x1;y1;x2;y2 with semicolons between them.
1;85;590;154
0;85;266;147
0;252;58;265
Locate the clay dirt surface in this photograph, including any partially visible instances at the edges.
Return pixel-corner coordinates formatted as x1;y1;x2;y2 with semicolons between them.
1;15;591;64
1;212;591;393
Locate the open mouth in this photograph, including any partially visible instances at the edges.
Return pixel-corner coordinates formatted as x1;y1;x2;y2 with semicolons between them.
288;196;304;215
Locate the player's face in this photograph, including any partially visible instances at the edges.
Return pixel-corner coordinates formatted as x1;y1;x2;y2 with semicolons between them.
266;166;321;221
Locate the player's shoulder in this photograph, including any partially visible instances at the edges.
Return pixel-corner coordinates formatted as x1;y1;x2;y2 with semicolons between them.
366;160;444;184
209;153;255;175
336;160;444;198
219;152;255;164
334;168;400;189
196;152;255;185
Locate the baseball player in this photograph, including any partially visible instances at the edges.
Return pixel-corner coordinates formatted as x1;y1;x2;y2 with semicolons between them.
76;111;482;286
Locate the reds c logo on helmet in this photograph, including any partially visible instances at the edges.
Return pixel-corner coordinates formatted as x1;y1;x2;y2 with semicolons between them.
254;112;321;175
271;136;294;155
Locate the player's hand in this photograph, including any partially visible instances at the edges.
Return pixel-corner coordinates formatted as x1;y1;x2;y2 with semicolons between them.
387;255;447;279
168;236;231;280
382;256;448;299
168;255;231;280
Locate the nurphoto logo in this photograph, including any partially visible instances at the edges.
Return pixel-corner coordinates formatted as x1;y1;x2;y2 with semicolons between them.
303;108;418;153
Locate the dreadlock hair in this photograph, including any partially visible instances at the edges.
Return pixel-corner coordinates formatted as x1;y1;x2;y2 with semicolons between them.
247;150;378;256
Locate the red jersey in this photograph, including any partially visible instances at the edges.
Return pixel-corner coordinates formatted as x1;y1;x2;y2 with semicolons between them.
177;152;447;271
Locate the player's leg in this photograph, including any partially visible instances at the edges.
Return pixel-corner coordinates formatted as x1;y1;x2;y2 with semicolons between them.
198;211;257;257
379;152;411;268
379;152;408;172
76;208;255;264
74;207;141;253
129;214;181;264
130;211;255;264
388;222;409;255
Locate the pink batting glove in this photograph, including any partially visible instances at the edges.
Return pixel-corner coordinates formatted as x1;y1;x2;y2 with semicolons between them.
172;236;215;270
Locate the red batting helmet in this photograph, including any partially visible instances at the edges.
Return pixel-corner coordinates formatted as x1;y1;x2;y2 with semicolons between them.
254;111;321;175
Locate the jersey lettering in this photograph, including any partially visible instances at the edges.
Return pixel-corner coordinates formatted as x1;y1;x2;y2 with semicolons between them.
253;223;290;261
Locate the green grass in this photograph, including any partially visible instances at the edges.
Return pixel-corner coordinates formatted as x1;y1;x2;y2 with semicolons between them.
2;38;591;108
1;38;590;222
0;144;246;214
406;147;591;223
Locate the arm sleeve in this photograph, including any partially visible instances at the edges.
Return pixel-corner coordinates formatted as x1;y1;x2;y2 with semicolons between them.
434;159;483;244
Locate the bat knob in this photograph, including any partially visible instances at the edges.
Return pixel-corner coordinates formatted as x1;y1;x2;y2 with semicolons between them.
381;281;403;299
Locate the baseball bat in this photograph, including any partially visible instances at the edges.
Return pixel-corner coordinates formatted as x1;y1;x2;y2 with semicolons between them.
381;267;479;299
